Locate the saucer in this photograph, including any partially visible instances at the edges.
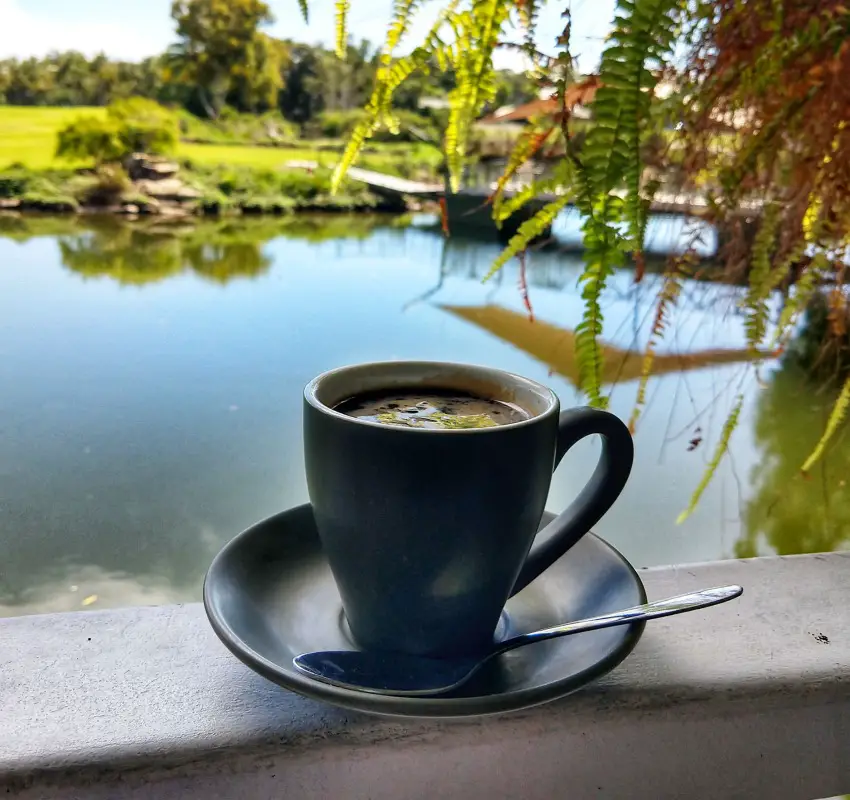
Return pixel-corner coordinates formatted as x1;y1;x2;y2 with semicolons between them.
203;504;646;718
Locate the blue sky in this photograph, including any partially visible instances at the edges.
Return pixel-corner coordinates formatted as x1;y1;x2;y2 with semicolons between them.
0;0;614;72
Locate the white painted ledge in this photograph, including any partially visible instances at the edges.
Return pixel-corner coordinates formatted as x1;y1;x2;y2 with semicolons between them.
1;553;849;800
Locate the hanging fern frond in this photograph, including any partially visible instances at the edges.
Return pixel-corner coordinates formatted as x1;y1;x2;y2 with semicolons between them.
384;0;422;64
334;0;351;59
481;194;572;282
743;203;779;353
297;0;309;23
676;393;744;524
770;251;829;350
583;0;682;246
516;0;540;62
493;159;573;225
443;0;511;190
330;0;460;193
801;374;850;474
575;202;628;408
490;123;555;208
628;270;682;432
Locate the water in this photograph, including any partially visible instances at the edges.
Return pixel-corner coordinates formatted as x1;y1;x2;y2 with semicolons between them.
0;212;847;617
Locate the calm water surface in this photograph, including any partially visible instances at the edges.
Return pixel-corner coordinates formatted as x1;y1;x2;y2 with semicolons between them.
1;213;847;617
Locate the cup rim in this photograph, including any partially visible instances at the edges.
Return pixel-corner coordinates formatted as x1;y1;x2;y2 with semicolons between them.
303;360;559;434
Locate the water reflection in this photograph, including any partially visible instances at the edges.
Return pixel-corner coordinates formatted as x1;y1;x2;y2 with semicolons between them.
0;212;846;617
739;360;850;557
438;303;772;388
0;213;401;285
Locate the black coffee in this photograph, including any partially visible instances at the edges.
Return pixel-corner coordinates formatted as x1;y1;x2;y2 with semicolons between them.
334;388;530;430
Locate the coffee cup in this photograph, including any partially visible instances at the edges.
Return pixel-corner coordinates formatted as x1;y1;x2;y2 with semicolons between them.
303;361;633;658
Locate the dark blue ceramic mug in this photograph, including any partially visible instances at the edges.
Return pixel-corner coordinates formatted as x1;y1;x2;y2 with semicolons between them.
303;361;633;658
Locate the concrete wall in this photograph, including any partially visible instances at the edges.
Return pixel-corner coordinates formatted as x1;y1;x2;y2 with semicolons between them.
1;553;849;799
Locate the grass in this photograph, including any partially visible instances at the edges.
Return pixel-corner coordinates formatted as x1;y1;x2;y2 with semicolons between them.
0;106;106;168
0;106;444;180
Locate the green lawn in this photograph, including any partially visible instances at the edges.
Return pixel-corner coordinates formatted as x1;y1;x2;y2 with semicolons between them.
0;106;443;180
0;106;106;168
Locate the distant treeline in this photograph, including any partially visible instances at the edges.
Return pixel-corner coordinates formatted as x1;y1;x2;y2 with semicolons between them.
0;43;536;126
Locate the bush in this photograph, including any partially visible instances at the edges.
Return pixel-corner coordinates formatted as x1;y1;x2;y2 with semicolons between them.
21;189;78;213
177;109;299;146
78;165;132;206
56;98;179;165
0;166;32;198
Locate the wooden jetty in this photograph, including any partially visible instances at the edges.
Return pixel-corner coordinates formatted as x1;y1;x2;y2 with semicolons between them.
287;160;754;253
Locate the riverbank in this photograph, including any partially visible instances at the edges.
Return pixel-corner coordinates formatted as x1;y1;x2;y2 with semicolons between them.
0;156;423;217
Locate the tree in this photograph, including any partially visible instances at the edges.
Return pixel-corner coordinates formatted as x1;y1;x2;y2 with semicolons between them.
166;0;280;118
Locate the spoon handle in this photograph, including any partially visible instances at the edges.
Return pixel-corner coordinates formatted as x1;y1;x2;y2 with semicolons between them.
496;584;743;656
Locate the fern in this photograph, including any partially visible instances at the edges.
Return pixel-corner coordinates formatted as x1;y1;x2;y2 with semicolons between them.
801;374;850;474
384;0;422;62
330;1;459;193
297;0;309;23
490;123;555;208
493;159;573;225
575;202;628;408
334;0;350;59
770;251;828;349
563;0;682;405
583;0;681;243
443;0;511;191
481;194;572;282
628;270;682;432
677;394;744;524
743;203;779;353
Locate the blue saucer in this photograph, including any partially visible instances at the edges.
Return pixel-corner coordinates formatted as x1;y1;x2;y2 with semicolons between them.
203;504;646;718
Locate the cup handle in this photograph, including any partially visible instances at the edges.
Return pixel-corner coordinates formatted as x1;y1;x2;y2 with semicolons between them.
509;407;634;597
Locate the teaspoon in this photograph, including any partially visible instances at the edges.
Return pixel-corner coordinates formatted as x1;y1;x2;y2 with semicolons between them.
293;584;743;697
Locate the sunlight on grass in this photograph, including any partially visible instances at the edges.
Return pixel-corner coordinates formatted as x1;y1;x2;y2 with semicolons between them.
0;106;442;180
0;106;106;168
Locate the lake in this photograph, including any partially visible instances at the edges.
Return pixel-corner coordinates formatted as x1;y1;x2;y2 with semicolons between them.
1;212;847;617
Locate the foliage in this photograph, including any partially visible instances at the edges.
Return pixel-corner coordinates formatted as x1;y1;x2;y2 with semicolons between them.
739;359;850;557
177;108;299;145
0;52;181;108
56;99;179;165
304;108;438;143
332;0;682;407
321;0;850;518
166;0;280;117
184;162;385;211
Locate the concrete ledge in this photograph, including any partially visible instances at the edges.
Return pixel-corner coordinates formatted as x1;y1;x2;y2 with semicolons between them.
2;553;849;799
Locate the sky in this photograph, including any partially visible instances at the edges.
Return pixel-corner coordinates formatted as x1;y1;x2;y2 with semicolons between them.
0;0;615;73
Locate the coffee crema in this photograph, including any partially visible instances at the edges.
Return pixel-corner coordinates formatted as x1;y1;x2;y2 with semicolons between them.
334;388;530;430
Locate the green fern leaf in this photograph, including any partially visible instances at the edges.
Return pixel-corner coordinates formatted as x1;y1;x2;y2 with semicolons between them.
628;271;681;431
335;0;350;59
494;159;573;225
297;0;309;23
801;375;850;474
481;194;572;282
490;123;555;210
770;251;828;349
677;394;744;524
330;0;460;193
575;207;628;407
743;203;779;353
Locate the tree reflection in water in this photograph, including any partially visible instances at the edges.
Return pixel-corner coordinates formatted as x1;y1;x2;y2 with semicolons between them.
740;359;850;557
0;213;397;285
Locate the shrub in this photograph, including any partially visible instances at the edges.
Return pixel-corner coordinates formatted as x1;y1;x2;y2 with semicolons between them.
78;165;132;206
56;98;179;165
